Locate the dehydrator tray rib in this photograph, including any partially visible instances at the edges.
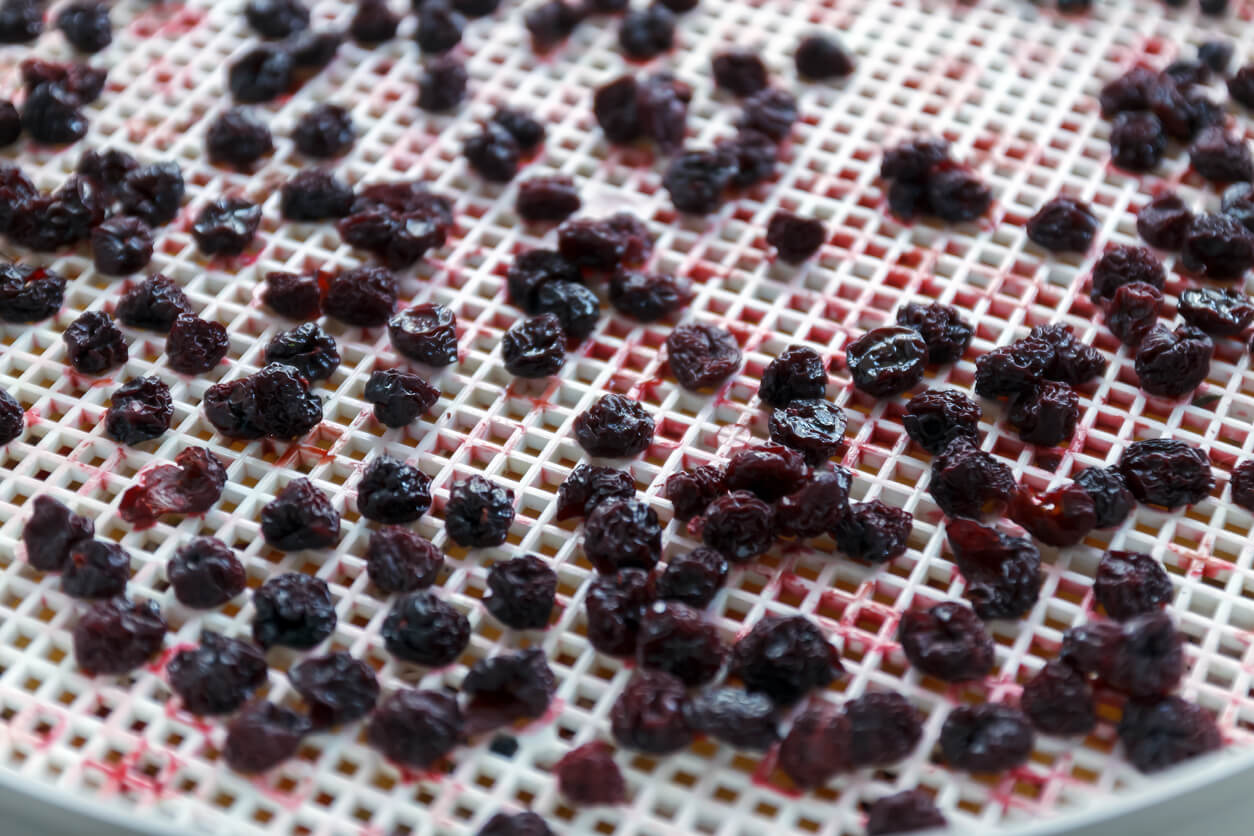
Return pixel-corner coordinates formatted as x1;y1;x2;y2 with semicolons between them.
1;0;1254;834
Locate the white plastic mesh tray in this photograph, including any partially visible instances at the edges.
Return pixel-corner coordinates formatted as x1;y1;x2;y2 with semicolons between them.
2;0;1254;833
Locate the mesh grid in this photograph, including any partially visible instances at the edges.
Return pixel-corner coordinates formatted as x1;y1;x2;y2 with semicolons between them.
2;0;1254;833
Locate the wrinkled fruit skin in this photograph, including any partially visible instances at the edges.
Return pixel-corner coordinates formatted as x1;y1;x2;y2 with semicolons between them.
554;742;627;805
289;651;380;728
166;313;230;375
929;437;1016;519
74;597;167;675
1178;287;1254;336
1008;483;1097;547
63;311;128;375
1020;659;1096;736
364;368;439;428
865;790;947;836
1026;196;1099;252
1105;281;1162;346
766;210;825;263
723;442;809;502
223;700;312;774
203;364;323;441
940;703;1035;773
758;345;827;406
845;326;927;397
118;447;228;528
1090;245;1165;301
1117;438;1213;509
1117;696;1222;773
1137;193;1193;250
167;536;246;609
445;475;515;548
573;394;655;458
260;478;341;551
585;569;655;656
845;691;924;768
666;323;742;391
483;554;556;630
381;591;470;666
777;701;851;788
902;388;981;454
557;464;635;520
116;274;191;332
22;495;94;572
664;465;725;522
1180;213;1254;280
583;498;662;573
251;572;337;649
167;631;268;716
946;518;1042;620
897;602;995;682
1134;324;1213;399
367;689;463;768
610;670;693;754
895;302;973;365
356;455;432;523
366;526;443;593
461;649;556;734
1073;465;1135;528
832;500;912;563
681;687;778;750
389;304;459;366
635;601;727;686
106;377;173;446
768;399;847;464
731;615;842;705
1095;550;1172;620
775;468;852;539
700;490;775;562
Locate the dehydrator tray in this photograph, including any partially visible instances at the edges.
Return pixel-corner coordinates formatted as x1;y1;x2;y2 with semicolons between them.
3;0;1254;833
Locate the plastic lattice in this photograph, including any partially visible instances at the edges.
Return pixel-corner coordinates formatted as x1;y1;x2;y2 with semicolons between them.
1;0;1254;834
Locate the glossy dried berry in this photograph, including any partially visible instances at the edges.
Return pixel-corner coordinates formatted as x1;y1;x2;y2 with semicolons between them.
1090;245;1165;302
609;270;692;322
897;601;994;682
534;281;599;341
1178;287;1254;336
116;274;191;332
56;2;110;52
700;490;774;562
557;464;634;520
324;265;398;327
1137;193;1192;250
573;394;655;458
166;313;229;375
389;304;458;366
901;389;980;454
1095;550;1172;620
1019;659;1096;737
1071;465;1133;528
1190;126;1253;182
1026;196;1099;252
946;518;1042;619
557;213;652;269
865;791;947;836
506;250;580;311
446;475;515;548
479;811;553;836
635;601;727;686
280;168;354;221
732;615;841;705
224;701;311;774
1221;181;1254;233
636;72;691;152
1181;213;1254;279
1030;323;1107;386
1009;482;1095;547
260;478;339;551
252;572;336;649
1117;696;1222;773
293;104;354;158
168;631;268;716
586;568;654;655
462;649;556;734
167;536;246;608
1105;281;1162;346
766;210;825;263
1099;611;1185;697
21;82;87;145
617;4;674;60
662;149;734;215
845;326;927;397
516;175;580;223
367;689;463;767
0;388;19;445
90;213;153;274
229;45;293;103
73;597;166;675
62;540;130;599
584;498;662;573
290;651;379;728
1008;381;1079;447
656;548;728;609
832;500;912;563
940;703;1035;773
554;742;627;805
104;376;172;446
0;264;64;323
206;108;274;169
484;555;556;630
715;129;777;188
738;87;798;142
758;346;826;406
795;33;853;79
203;363;323;440
63;311;127;375
192;197;262;257
363;368;438;428
1232;459;1254;511
895;302;973;365
464;123;520;183
116;162;184;228
524;0;582;52
664;465;724;522
666;322;742;391
261;271;320;320
682;688;777;750
1110;111;1166;173
22;495;93;573
366;526;442;593
711;50;768;97
777;701;851;788
845;691;923;768
357;455;431;523
118;447;227;527
724;442;809;502
929;437;1016;519
382;591;469;666
417;55;467;112
1134;324;1213;398
610;670;692;754
502;313;567;378
246;0;309;37
350;0;400;43
775;468;853;539
262;322;339;381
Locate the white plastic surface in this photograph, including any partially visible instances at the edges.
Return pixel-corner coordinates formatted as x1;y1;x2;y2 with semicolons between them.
1;0;1254;834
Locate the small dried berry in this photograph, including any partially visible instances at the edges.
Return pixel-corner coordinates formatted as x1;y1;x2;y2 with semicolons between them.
357;455;432;523
260;478;340;551
1189;126;1254;182
759;345;826;406
584;498;662;573
617;4;674;60
203;363;323;440
462;649;556;733
389;304;459;366
715;129;776;188
484;555;556;629
116;274;191;332
940;703;1035;773
89;217;153;277
573;394;655;458
261;271;321;321
382;591;469;666
1137;193;1193;250
738;87;798;142
795;34;854;80
1180;213;1254;280
105;376;172;446
224;701;312;774
1100;611;1185;698
1026;196;1099;252
554;742;627;806
700;490;774;562
534;281;599;341
1008;482;1096;547
246;0;309;38
166;313;229;375
947;518;1042;619
865;791;947;836
832;500;912;563
1020;659;1096;736
1178;287;1254;336
586;568;654;655
524;0;582;52
662;149;734;215
74;597;166;675
118;447;227;527
635;600;726;686
290;651;379;728
666;322;742;391
229;45;294;103
656;548;728;609
1094;550;1172;620
609;270;692;322
446;475;515;547
1073;465;1134;528
167;536;246;608
895;302;973;365
610;670;692;754
1090;245;1165;300
766;210;825;263
1233;460;1254;511
929;437;1016;519
1117;696;1222;773
732;615;842;705
1105;281;1162;346
557;464;634;520
63;311;127;374
1110;111;1166;173
0;264;64;323
192;197;262;257
682;687;778;750
56;2;111;52
62;539;130;599
1030;323;1107;386
206;108;274;169
724;442;809;502
502;313;567;378
21;83;87;145
167;631;268;716
252;572;336;649
464;123;520;182
364;368;438;428
23;495;93;572
1007;381;1079;447
775;468;853;539
118;162;185;228
1134;324;1213;399
664;465;725;522
845;326;927;397
845;692;923;768
325;265;398;327
367;689;463;767
293;104;355;158
897;601;994;682
777;701;851;788
516;175;581;223
280;168;354;221
366;526;442;593
711;50;768;97
417;55;468;112
902;389;980;454
350;0;400;43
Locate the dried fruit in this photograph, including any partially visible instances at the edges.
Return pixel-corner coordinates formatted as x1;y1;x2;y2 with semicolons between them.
1094;550;1172;620
224;701;312;774
635;601;727;686
22;495;94;572
293;103;355;158
1189;126;1254;182
832;500;912;563
251;572;336;649
264;322;340;381
63;311;127;374
758;345;827;406
664;465;725;521
865;791;947;836
845;691;923;768
946;518;1042;619
845;326;928;397
167;536;246;609
700;490;774;562
584;498;662;573
1020;659;1096;736
901;389;980;454
192;197;262;256
712;50;768;97
382;591;470;666
515;175;580;223
364;368;438;428
1090;245;1165;301
367;689;463;767
73;597;167;675
206;108;274;169
118;447;228;528
617;4;675;60
682;688;778;750
573;394;655;458
1073;465;1135;528
389;304;459;366
1180;213;1254;279
1110;111;1166;173
1007;381;1079;447
1104;281;1162;346
1137;193;1192;250
724;442;809;502
484;555;556;630
62;539;130;599
462;649;556;733
731;615;842;705
1117;696;1222;773
738;87;798;142
1134;323;1213;399
662;149;734;215
766;210;825;263
167;631;268;716
929;437;1016;519
290;651;379;728
166;313;229;375
366;526;443;594
656;548;728;609
56;1;111;52
897;601;994;682
502;313;567;378
1178;287;1254;336
524;0;581;52
895;302;973;365
106;376;173;445
794;34;854;80
775;468;853;539
324;265;398;328
357;455;432;523
554;741;625;805
417;55;467;112
940;703;1035;772
609;270;692;322
586;568;654;656
777;701;851;788
260;478;340;551
1026;196;1099;252
203;363;323;440
280;168;354;220
610;670;692;754
116;274;191;332
1008;483;1096;547
557;465;634;520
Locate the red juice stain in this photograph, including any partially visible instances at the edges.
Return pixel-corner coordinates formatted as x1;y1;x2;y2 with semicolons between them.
397;764;446;785
84;741;179;799
750;748;802;798
164;700;214;737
